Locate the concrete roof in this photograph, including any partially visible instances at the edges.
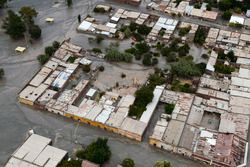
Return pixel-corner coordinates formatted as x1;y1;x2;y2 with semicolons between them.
29;67;52;87
19;84;49;103
120;118;147;135
163;120;185;146
5;134;67;167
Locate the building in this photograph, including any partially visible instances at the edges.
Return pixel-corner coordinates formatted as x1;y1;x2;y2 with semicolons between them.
81;160;100;167
5;134;67;167
113;0;141;6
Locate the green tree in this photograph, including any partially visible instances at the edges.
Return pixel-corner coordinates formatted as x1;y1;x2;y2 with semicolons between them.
19;6;38;24
2;10;26;39
137;24;151;35
77;138;111;165
178;43;190;57
218;0;232;11
154;160;172;167
135;42;150;54
45;46;55;56
194;26;208;45
0;68;4;79
222;10;232;20
121;158;135;167
142;53;152;66
28;24;41;39
105;48;132;63
66;0;72;7
165;103;175;114
52;41;60;50
171;59;201;78
96;35;104;44
37;54;50;65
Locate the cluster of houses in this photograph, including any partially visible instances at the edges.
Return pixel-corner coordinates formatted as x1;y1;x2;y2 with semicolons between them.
18;40;166;142
149;69;249;167
77;7;179;42
147;0;218;21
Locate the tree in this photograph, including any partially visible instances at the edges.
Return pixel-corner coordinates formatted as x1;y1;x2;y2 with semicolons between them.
135;42;150;54
165;103;175;114
2;10;26;39
218;0;232;11
0;68;4;79
105;48;132;63
96;35;104;44
154;160;172;167
178;43;190;57
194;26;208;45
222;10;232;20
29;24;41;39
137;24;151;35
77;138;111;165
142;53;152;66
66;0;72;7
45;46;55;56
121;158;135;167
52;41;60;50
37;54;49;65
19;6;38;24
0;0;7;8
171;59;202;78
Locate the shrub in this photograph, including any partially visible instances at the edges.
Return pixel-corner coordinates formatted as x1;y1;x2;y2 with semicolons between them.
37;54;49;65
28;24;41;39
179;26;191;36
96;35;104;44
171;59;202;78
82;65;91;73
165;103;175;114
137;24;152;35
52;41;60;50
92;48;102;54
93;7;106;13
121;158;135;167
194;26;208;45
45;46;55;56
201;53;209;59
99;66;105;72
76;138;111;165
222;10;232;20
0;68;4;79
135;42;150;54
121;73;126;78
214;63;235;74
152;58;159;65
142;53;152;66
67;56;76;63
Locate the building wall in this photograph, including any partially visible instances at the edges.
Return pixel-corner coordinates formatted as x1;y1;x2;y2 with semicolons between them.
19;98;34;106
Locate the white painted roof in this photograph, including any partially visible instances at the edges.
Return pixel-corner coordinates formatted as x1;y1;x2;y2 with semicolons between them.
230;15;245;25
78;21;92;31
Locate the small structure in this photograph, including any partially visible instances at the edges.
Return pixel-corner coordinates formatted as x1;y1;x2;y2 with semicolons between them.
229;15;245;25
45;17;54;23
15;46;26;53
